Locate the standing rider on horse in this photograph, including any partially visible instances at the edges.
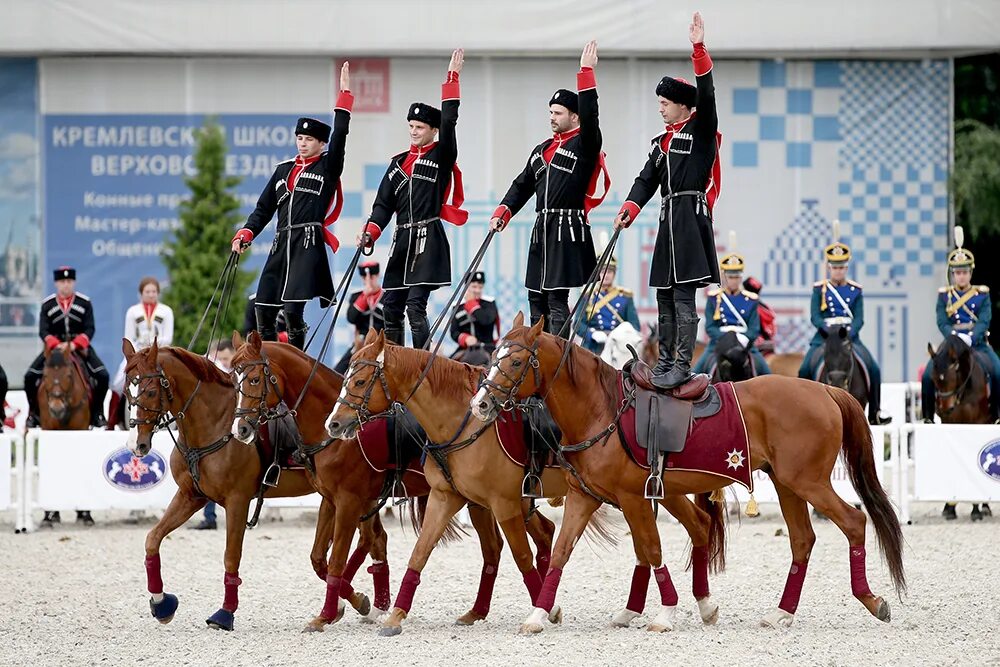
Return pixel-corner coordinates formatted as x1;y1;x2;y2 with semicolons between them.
232;63;355;350
613;12;722;391
24;266;109;429
921;228;1000;423
798;233;891;425
449;271;500;366
576;256;639;356
489;41;608;339
693;248;771;376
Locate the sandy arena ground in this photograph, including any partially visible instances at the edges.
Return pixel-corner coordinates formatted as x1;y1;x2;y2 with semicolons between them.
2;504;998;667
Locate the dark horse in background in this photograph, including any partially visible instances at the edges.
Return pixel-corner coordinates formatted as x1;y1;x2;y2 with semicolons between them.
927;335;992;521
817;327;868;414
712;331;755;382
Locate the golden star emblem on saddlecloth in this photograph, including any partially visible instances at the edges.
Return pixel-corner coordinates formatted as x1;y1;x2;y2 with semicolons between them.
726;449;745;471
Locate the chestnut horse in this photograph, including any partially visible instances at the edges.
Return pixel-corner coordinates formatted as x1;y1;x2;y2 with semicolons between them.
123;339;376;631
39;343;91;429
325;329;727;635
472;314;905;633
230;331;557;632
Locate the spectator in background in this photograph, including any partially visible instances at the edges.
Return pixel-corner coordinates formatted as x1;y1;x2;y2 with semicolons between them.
191;338;235;531
0;362;7;431
334;261;385;374
743;276;776;353
109;277;174;429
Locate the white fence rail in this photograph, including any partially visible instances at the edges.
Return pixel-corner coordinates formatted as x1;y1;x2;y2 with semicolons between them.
5;384;1000;531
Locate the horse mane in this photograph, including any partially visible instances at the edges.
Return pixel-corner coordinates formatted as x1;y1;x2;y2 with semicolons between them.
163;347;233;385
932;335;971;374
386;345;481;401
547;333;618;405
262;342;344;392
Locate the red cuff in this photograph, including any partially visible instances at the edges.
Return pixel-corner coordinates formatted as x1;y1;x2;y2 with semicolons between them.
442;81;460;101
577;66;596;91
44;335;60;350
72;333;90;350
692;42;712;77
458;333;472;347
363;222;382;243
335;91;355;112
353;293;368;311
618;201;641;227
492;205;512;228
232;229;254;244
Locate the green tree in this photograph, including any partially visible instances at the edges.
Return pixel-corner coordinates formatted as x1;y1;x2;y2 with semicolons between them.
162;119;255;350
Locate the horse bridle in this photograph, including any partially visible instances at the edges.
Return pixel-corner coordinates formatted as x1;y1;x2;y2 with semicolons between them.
824;335;857;391
43;362;86;425
477;340;542;416
233;349;291;431
336;357;395;428
125;366;179;432
934;354;974;416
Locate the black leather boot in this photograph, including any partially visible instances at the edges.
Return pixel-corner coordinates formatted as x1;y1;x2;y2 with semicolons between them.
255;306;281;342
409;315;430;350
653;312;698;390
652;310;676;376
383;326;405;346
284;311;308;350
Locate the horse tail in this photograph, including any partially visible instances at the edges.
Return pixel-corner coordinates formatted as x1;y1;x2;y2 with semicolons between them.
582;505;619;549
407;495;468;544
827;386;907;597
694;492;728;574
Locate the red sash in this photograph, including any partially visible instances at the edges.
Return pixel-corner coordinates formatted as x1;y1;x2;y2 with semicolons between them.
441;163;469;226
322;180;344;252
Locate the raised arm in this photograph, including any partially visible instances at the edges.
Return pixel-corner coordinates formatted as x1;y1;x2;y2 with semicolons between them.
325;61;355;182
437;49;464;168
690;12;717;138
577;40;602;161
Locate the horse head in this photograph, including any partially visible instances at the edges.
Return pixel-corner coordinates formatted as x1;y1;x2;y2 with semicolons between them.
122;338;167;456
230;330;283;444
820;326;854;390
41;343;83;427
928;336;974;416
471;312;545;423
325;328;393;440
715;330;752;382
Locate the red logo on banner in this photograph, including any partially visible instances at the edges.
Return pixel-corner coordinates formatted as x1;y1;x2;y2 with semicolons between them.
337;59;390;113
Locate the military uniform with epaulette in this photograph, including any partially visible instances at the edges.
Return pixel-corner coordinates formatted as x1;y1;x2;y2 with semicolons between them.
921;240;1000;422
576;257;640;355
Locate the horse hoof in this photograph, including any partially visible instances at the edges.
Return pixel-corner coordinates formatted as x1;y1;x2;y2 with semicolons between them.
760;608;794;629
610;609;640;628
646;605;676;633
697;596;720;625
875;598;891;623
149;593;179;624
362;606;387;624
378;624;403;637
455;610;487;626
547;605;563;625
519;607;548;634
351;592;372;617
205;608;235;631
302;617;328;633
334;600;346;623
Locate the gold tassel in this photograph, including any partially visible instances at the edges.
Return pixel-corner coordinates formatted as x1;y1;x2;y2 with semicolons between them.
745;494;760;518
709;488;725;503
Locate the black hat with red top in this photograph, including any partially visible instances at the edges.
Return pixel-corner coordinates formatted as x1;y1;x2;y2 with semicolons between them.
655;76;697;108
407;103;441;129
549;89;579;114
295;117;332;143
53;266;76;281
358;261;380;278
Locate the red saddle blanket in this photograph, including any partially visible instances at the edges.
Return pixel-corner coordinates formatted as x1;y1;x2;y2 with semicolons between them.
258;418;305;469
493;410;559;469
619;378;754;492
356;418;424;475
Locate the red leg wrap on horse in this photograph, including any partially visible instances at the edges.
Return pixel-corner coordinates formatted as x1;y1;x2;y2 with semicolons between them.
627;564;651;613
849;545;873;598
692;545;710;599
522;568;543;606
338;577;355;599
344;545;368;581
536;550;551;579
472;563;499;617
368;562;391;611
778;561;808;614
320;575;342;620
222;572;241;612
653;565;679;607
534;568;563;612
145;554;163;594
392;568;421;614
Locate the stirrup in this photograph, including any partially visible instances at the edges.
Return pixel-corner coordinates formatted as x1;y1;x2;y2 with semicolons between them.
521;473;543;499
262;463;281;487
643;474;664;500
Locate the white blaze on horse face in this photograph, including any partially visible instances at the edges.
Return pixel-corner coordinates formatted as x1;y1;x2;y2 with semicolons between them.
231;370;252;440
471;344;510;417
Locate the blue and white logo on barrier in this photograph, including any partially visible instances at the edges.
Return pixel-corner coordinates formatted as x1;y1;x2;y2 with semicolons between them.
103;448;167;491
979;439;1000;482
